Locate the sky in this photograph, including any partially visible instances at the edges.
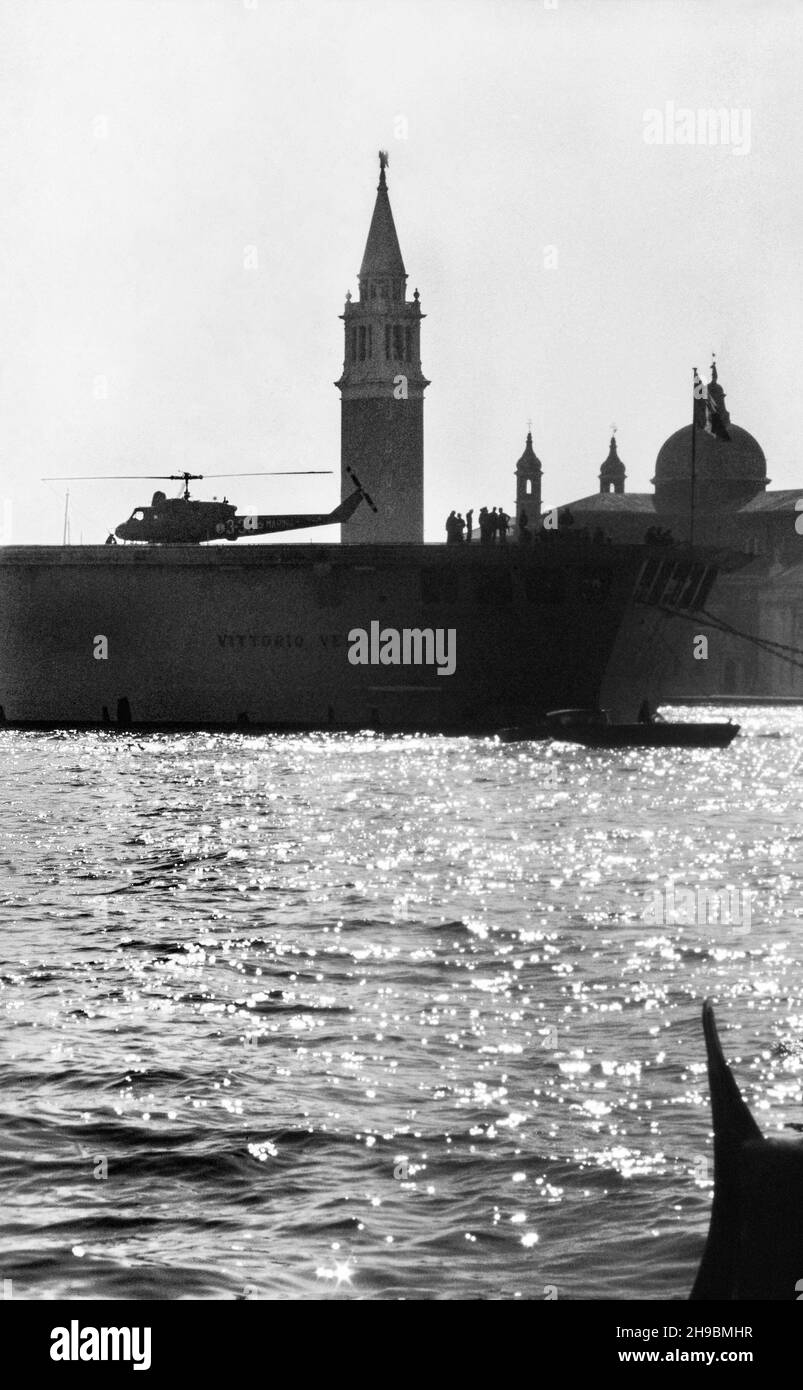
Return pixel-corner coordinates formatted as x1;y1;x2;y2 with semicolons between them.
0;0;800;544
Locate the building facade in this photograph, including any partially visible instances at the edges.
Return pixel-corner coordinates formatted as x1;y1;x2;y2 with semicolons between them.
541;363;803;697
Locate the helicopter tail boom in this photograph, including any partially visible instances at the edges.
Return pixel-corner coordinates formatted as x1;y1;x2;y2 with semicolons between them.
327;488;368;526
223;479;375;539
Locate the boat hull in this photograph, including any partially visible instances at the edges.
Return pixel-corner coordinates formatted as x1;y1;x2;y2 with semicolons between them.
0;541;712;733
553;722;740;747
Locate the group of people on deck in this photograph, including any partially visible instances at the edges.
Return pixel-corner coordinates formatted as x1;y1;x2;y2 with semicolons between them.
443;505;627;546
445;507;513;544
443;506;620;546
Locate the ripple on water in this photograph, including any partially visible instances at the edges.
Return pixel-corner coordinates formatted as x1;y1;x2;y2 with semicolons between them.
1;708;802;1298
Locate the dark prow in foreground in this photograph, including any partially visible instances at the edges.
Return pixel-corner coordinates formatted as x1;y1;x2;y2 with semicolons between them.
691;999;803;1300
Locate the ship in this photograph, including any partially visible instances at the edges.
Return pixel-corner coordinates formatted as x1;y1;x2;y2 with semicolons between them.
0;537;728;732
0;158;744;730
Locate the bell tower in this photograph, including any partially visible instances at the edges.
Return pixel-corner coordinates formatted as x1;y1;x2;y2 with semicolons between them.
599;432;626;495
335;153;429;542
515;431;543;522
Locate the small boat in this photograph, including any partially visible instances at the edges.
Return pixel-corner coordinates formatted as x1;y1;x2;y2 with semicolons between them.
496;707;603;742
497;722;551;742
498;708;740;747
560;720;740;748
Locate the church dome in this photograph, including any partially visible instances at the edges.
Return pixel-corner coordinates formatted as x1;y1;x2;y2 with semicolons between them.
651;366;768;510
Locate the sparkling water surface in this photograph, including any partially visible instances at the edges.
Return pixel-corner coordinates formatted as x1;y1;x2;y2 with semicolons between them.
2;706;802;1300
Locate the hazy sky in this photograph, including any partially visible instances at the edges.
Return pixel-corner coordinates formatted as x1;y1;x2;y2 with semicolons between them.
1;0;800;543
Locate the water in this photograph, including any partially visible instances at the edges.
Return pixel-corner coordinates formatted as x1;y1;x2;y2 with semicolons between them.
2;707;802;1301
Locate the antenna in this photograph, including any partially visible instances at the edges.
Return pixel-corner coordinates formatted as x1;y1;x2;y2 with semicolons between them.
62;490;70;546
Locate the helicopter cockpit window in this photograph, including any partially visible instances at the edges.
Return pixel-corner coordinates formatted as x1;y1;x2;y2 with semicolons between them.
131;510;146;522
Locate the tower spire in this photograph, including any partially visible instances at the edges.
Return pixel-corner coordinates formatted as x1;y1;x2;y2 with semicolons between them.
599;431;626;495
359;152;406;282
515;430;543;522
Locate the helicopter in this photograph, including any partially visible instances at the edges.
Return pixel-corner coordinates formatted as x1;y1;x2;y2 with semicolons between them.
41;468;377;544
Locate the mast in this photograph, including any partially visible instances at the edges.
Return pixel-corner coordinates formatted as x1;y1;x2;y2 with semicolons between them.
690;367;698;548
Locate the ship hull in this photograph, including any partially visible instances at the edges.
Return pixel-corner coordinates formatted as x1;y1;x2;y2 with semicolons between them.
0;541;690;732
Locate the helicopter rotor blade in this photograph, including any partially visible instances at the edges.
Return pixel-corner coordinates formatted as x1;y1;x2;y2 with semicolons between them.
345;466;379;513
41;475;185;481
41;470;333;481
199;471;333;478
41;475;208;482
